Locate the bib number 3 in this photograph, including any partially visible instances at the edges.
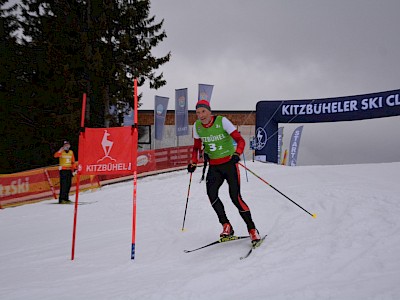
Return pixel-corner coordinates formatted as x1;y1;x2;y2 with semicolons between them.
209;143;222;152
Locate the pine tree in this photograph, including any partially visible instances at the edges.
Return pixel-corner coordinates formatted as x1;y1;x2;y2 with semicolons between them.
0;0;170;172
82;0;170;127
1;1;66;172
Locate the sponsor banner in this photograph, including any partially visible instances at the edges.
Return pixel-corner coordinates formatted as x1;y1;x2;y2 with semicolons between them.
256;89;400;163
288;126;304;166
78;127;135;175
198;84;213;102
175;88;189;136
137;150;156;173
278;91;400;122
96;150;157;183
45;166;98;192
154;96;169;140
277;127;284;164
0;166;97;206
0;169;49;202
154;146;195;169
1;146;195;208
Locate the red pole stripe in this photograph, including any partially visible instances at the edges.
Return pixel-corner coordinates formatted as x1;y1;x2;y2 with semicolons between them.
131;78;139;259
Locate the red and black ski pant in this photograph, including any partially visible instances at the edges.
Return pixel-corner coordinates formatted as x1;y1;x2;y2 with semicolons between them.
206;160;256;231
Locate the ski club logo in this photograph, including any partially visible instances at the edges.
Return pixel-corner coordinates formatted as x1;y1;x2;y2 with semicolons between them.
97;130;116;163
156;104;164;116
178;96;186;108
254;127;268;150
199;92;208;101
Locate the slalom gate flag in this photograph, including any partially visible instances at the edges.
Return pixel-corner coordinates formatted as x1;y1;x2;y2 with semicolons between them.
288;126;304;166
175;88;189;136
154;96;169;140
198;84;213;102
277;127;284;164
78;127;136;175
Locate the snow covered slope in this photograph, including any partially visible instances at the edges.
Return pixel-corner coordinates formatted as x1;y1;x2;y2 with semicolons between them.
1;162;400;299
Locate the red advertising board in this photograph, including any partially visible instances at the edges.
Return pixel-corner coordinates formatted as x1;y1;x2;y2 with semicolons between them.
137;150;156;173
0;169;51;204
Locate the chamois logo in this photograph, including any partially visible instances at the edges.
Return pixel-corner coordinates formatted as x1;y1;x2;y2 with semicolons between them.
97;130;117;162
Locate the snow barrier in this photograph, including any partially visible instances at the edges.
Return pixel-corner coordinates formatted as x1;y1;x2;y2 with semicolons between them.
0;146;196;208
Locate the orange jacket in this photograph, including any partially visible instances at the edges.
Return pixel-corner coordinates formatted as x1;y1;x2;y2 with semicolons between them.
54;150;76;170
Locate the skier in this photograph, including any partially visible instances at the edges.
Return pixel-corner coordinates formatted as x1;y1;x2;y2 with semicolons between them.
54;141;76;204
187;100;261;244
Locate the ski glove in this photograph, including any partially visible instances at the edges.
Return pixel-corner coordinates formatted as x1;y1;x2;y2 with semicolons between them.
231;152;241;164
187;163;197;173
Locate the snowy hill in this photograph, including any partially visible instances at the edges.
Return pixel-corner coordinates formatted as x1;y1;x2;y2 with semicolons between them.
1;162;400;300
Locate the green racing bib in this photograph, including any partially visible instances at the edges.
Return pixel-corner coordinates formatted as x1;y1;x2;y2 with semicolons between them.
195;116;235;159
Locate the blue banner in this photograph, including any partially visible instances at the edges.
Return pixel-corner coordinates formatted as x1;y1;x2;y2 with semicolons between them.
256;89;400;163
175;89;189;136
154;96;169;140
198;84;213;102
277;127;284;164
288;126;303;166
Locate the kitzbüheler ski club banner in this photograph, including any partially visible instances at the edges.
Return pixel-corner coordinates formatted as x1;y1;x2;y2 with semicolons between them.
198;84;213;102
175;88;189;136
255;89;400;163
154;96;169;140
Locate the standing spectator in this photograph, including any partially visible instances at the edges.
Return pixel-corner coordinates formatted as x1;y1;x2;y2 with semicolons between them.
54;141;76;204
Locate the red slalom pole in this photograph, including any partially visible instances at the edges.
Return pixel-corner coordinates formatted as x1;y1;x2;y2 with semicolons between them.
71;93;87;260
71;173;80;260
238;162;317;218
131;78;139;260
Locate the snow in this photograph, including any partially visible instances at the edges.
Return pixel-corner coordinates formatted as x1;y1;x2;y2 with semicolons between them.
1;161;400;300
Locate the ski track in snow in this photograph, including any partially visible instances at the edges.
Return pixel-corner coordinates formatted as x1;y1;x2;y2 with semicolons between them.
1;162;400;299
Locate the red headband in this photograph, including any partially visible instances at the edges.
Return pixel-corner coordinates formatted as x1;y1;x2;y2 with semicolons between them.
196;100;211;111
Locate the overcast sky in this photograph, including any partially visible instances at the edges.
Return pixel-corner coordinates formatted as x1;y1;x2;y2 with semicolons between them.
139;0;400;165
7;0;399;165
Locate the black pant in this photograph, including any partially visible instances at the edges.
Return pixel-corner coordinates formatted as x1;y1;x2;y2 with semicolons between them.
59;170;72;201
206;160;256;231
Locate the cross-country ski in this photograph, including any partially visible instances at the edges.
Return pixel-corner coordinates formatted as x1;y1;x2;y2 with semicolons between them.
184;235;250;253
240;234;267;260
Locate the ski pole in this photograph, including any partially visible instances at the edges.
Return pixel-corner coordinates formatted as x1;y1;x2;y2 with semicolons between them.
238;163;317;218
241;153;249;182
181;172;193;231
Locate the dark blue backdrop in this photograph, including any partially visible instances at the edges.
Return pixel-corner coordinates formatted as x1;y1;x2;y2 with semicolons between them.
255;89;400;163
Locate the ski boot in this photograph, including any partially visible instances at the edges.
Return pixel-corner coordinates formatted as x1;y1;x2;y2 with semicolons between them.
249;228;261;247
